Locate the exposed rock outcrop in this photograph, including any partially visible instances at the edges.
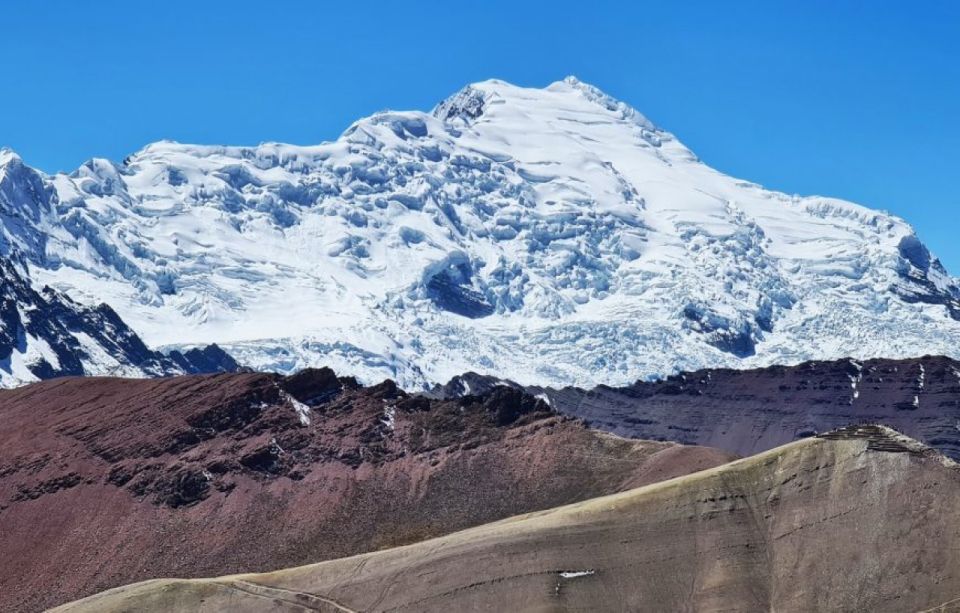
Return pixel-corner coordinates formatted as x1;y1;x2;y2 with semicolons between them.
0;258;239;385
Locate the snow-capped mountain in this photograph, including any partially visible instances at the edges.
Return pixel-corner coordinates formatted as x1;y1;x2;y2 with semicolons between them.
1;77;958;388
0;254;238;386
0;151;243;386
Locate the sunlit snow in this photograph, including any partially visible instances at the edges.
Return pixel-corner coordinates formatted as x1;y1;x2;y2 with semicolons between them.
1;77;959;388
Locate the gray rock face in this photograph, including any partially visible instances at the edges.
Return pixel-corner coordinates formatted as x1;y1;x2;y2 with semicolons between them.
552;356;960;460
435;356;960;460
0;258;238;382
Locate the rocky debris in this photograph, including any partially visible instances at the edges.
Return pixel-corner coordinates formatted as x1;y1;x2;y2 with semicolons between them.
818;423;949;457
152;469;211;508
0;368;733;612
12;472;84;501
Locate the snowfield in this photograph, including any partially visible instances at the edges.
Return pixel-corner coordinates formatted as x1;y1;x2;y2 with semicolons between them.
1;77;958;388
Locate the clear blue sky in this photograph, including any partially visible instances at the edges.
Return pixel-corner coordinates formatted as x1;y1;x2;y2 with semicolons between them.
3;1;958;272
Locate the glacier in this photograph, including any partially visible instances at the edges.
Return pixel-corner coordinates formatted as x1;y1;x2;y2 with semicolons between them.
1;76;958;388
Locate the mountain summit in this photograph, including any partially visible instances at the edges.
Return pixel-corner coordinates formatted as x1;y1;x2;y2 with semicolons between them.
2;78;959;387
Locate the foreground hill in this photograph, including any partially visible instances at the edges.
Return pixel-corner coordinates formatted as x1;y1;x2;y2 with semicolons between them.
56;425;960;613
0;370;730;612
437;355;960;460
1;76;958;387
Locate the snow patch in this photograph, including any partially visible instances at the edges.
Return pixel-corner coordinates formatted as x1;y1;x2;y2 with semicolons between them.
559;570;596;579
382;403;396;430
280;390;311;426
848;361;862;404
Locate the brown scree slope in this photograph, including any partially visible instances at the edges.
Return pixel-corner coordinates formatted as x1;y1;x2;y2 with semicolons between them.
0;369;732;612
53;425;960;613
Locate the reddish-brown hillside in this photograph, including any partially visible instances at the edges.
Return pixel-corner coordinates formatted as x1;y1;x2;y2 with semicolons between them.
0;369;732;612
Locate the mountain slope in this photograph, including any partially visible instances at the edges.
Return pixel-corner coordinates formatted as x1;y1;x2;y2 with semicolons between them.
0;255;237;386
54;426;960;613
435;355;960;460
0;370;731;612
2;78;959;387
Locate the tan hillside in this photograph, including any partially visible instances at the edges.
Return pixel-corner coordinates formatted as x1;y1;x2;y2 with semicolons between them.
54;426;960;613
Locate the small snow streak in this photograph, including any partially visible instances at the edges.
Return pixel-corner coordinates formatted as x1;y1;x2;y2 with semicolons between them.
559;570;595;579
848;362;862;405
910;363;926;409
382;404;396;430
280;390;311;425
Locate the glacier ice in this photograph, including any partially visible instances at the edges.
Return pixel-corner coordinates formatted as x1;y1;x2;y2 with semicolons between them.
0;77;958;389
